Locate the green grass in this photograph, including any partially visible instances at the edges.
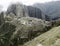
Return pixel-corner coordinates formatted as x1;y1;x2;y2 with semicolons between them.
23;26;60;46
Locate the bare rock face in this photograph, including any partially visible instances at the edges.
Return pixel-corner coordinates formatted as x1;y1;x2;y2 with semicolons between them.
7;3;29;17
27;6;46;20
7;3;46;20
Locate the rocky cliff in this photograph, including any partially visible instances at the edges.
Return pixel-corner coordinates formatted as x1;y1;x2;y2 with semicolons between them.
7;3;46;20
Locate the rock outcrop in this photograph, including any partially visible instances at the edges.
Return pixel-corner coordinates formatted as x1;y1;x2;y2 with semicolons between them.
7;3;29;17
7;3;46;20
27;6;46;20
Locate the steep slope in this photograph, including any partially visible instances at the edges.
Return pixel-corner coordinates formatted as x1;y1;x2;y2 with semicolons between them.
34;1;60;20
23;26;60;46
7;3;29;17
27;6;46;20
7;3;46;20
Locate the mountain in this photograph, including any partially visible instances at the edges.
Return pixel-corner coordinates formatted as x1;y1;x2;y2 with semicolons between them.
27;6;46;20
34;1;60;20
7;3;29;17
7;3;46;20
23;26;60;46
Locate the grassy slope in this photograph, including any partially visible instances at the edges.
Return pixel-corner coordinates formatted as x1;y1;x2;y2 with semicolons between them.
23;26;60;46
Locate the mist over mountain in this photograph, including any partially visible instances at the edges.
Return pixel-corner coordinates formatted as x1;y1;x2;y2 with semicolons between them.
0;1;60;46
34;1;60;20
27;6;46;19
7;3;46;20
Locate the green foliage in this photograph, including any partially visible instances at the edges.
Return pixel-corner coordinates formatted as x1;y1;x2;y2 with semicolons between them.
52;19;60;27
0;22;16;46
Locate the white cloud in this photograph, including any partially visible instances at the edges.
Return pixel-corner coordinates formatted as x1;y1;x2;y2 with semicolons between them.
0;0;59;11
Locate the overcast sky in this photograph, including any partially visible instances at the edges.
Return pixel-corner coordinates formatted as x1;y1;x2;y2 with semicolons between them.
0;0;59;11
